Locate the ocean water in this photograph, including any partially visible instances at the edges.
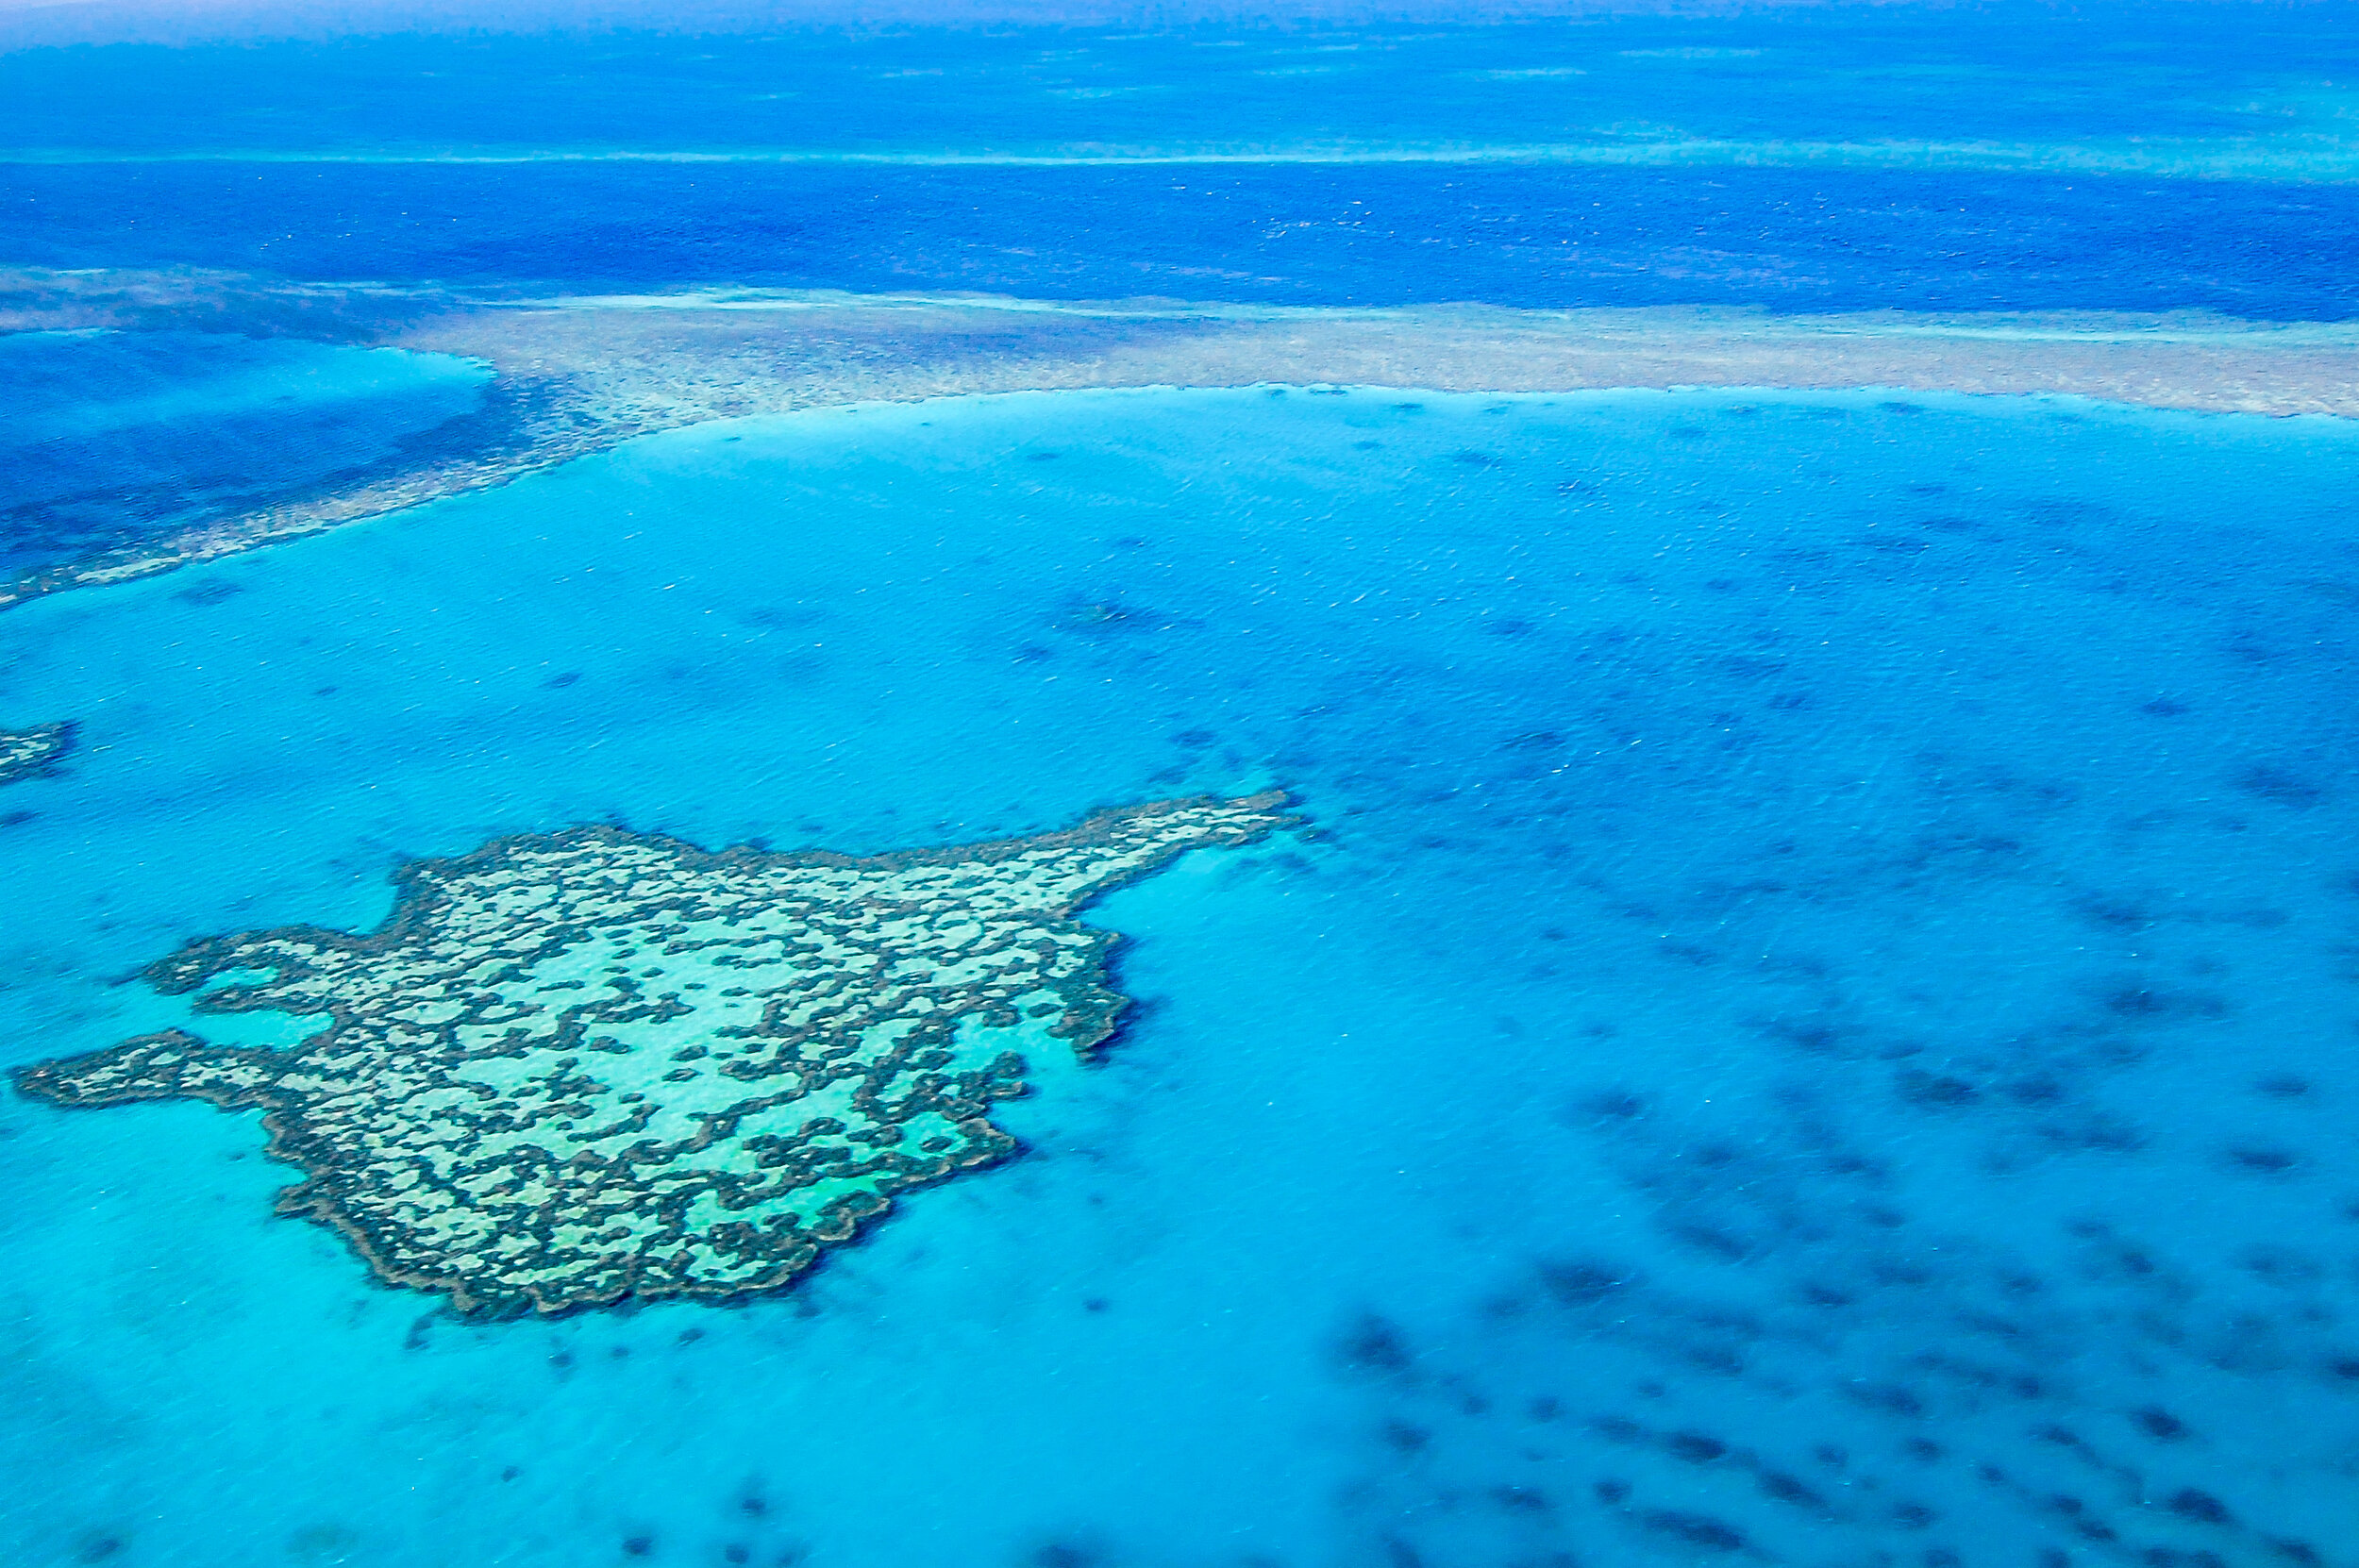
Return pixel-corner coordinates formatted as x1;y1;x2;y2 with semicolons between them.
7;9;2359;314
8;3;2359;1562
0;331;491;577
8;10;2355;170
18;159;2359;317
3;384;2356;1566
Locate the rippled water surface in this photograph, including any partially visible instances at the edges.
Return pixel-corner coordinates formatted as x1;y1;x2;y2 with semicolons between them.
3;386;2356;1565
7;8;2359;313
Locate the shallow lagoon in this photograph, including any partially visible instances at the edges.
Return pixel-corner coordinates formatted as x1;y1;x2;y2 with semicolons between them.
3;385;2357;1565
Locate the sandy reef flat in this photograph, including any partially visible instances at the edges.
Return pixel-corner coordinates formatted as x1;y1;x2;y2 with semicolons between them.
12;792;1294;1317
6;267;2357;611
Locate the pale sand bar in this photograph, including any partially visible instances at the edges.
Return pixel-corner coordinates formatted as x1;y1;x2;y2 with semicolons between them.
7;273;2357;610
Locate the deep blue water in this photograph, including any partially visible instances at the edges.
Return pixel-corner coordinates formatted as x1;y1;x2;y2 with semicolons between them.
6;8;2358;312
3;387;2358;1566
0;330;489;576
5;11;2352;159
14;161;2359;315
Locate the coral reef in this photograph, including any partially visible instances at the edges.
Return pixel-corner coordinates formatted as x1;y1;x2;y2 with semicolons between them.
13;792;1293;1316
0;720;74;785
8;270;2359;613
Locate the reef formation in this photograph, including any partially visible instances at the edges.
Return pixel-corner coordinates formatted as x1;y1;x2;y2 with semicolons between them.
13;792;1293;1316
10;271;2359;614
0;721;73;785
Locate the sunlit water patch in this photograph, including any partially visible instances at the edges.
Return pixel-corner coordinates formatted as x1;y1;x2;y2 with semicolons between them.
1;386;2354;1567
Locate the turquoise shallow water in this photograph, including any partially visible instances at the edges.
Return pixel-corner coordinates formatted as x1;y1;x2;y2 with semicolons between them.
3;385;2358;1565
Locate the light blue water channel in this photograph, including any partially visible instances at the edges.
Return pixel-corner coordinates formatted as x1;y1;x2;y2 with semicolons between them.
2;385;2356;1566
